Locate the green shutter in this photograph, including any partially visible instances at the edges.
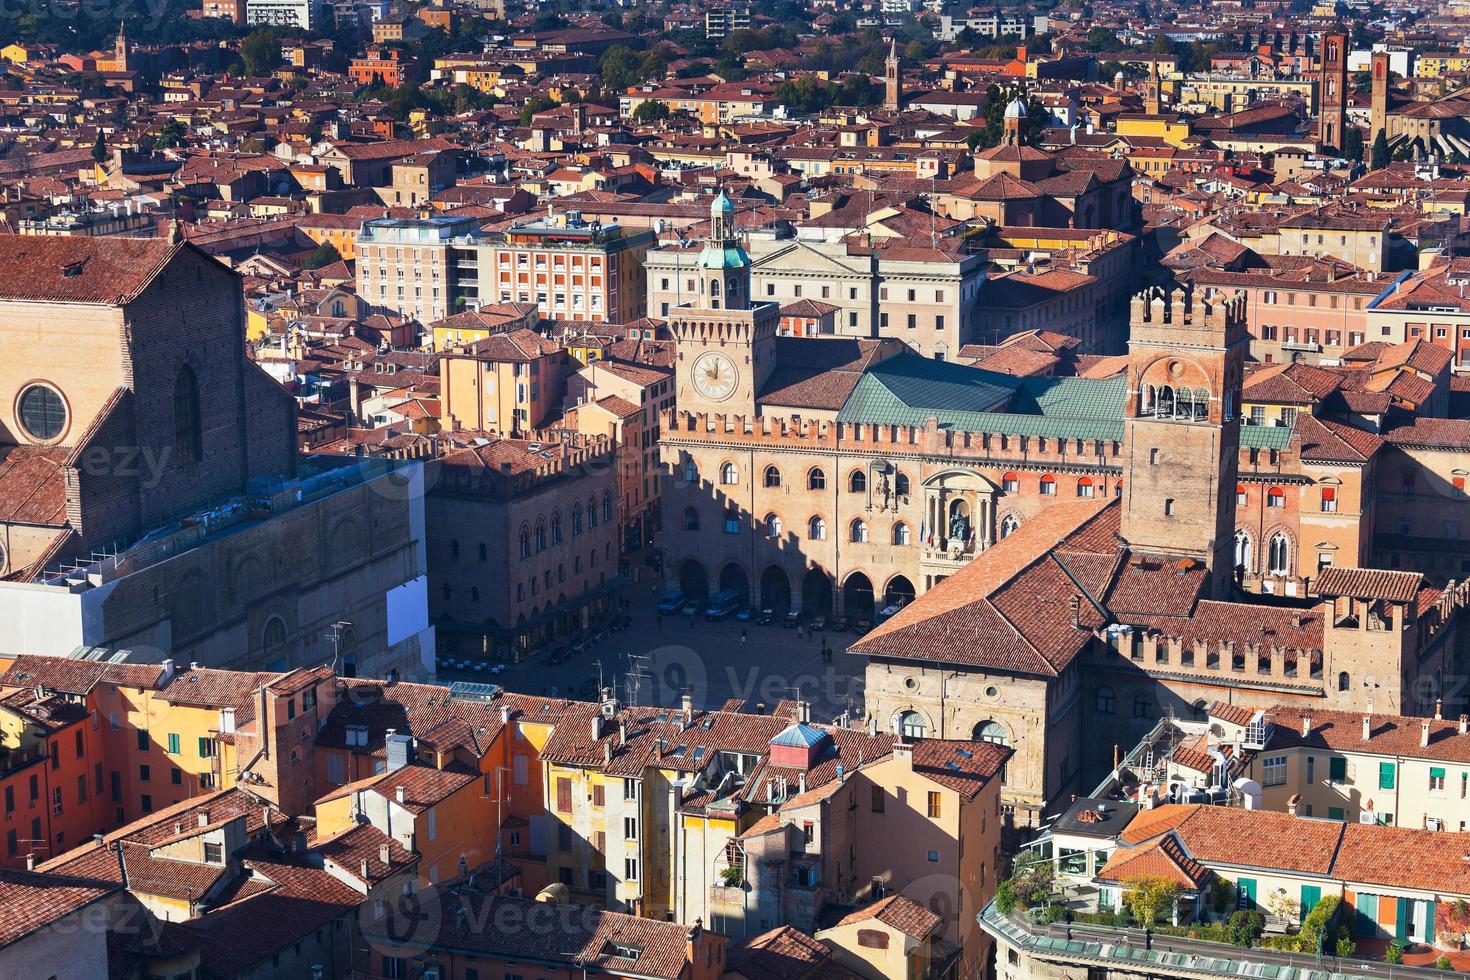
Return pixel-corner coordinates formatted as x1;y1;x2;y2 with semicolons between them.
1328;807;1345;821
1379;762;1396;789
1330;757;1347;782
1300;885;1322;922
1238;877;1257;909
167;733;180;755
1396;898;1410;942
1356;893;1377;937
1427;899;1437;943
1431;766;1447;779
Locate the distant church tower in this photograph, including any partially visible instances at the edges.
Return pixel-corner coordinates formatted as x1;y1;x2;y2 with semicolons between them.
1370;50;1391;145
1120;285;1247;596
114;22;129;73
885;39;901;111
1318;31;1348;153
1002;98;1027;146
1144;58;1162;115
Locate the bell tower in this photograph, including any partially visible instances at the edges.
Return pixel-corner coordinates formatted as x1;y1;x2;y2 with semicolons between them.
1120;285;1247;595
885;39;901;111
670;190;778;417
1318;32;1348;153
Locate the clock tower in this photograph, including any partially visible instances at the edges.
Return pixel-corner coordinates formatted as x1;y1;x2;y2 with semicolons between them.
670;190;778;416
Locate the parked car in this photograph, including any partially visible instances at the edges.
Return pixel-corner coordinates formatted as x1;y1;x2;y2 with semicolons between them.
784;610;801;629
610;614;631;631
681;598;701;617
809;615;826;631
831;616;848;633
547;645;570;665
658;590;686;614
757;608;775;625
490;663;507;675
735;605;755;622
705;589;743;620
854;619;872;635
570;634;589;655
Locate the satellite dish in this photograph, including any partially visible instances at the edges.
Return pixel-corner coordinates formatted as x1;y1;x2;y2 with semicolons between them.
654;218;665;235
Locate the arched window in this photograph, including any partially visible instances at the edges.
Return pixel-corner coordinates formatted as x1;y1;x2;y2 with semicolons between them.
1095;685;1116;714
763;465;782;488
897;710;926;739
974;720;1008;745
518;526;530;559
764;513;782;537
710;278;721;297
174;365;201;465
850;519;868;543
1234;529;1252;571
1141;383;1156;415
1002;471;1019;493
684;507;700;531
1039;474;1056;496
892;522;910;546
1133;693;1152;718
1338;671;1350;692
551;512;563;544
1191;387;1209;421
1175;387;1194;420
603;490;614;522
587;497;599;528
1267;487;1285;508
1267;532;1290;576
808;468;826;491
682;456;699;484
849;470;866;493
1077;476;1095;498
894;472;910;497
572;501;583;536
808;515;827;540
262;616;287;652
534;520;547;552
1156;384;1174;418
720;461;739;485
1000;514;1019;539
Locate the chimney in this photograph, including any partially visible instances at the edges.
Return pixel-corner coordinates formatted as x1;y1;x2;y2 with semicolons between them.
1421;720;1431;748
197;812;210;828
1287;793;1300;816
893;741;913;767
1435;699;1444;721
1460;714;1468;735
798;772;807;794
379;843;391;865
500;705;512;725
604;741;613;765
1363;715;1372;741
1069;594;1081;627
395;785;405;804
681;693;693;715
1301;714;1312;737
25;852;37;871
385;731;414;772
867;714;877;737
361;859;370;879
591;715;603;743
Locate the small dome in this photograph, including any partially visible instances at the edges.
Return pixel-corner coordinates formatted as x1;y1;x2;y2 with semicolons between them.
1003;98;1028;120
711;190;734;217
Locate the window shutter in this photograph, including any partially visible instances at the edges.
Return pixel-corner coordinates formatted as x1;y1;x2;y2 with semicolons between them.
1379;762;1395;790
556;777;572;812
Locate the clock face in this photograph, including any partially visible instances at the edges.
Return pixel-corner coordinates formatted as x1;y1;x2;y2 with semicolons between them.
692;351;738;402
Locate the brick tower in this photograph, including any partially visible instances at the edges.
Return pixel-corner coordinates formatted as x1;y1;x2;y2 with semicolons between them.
1370;50;1391;145
1120;285;1247;596
885;39;901;112
1318;31;1348;153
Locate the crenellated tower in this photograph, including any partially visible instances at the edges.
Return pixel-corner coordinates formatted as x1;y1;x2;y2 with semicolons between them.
1121;285;1247;595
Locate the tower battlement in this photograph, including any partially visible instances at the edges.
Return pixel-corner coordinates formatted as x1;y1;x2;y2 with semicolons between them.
1129;284;1246;339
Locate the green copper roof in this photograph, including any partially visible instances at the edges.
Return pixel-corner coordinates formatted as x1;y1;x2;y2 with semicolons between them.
837;353;1127;441
1239;423;1295;450
697;242;750;269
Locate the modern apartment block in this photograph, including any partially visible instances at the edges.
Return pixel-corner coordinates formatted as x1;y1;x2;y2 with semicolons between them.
358;211;653;330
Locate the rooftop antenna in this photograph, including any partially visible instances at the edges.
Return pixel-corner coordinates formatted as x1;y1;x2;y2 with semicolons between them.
625;653;651;709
